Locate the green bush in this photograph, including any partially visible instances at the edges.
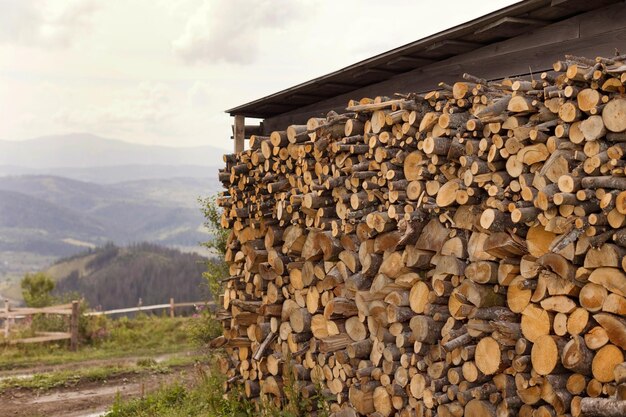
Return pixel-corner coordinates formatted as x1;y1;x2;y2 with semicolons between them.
199;195;230;300
186;307;222;346
21;272;55;307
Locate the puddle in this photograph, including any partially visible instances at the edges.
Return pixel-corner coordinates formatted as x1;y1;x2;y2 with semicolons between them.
32;383;133;404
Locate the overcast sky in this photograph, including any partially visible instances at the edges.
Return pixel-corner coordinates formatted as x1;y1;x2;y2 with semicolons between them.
0;0;518;150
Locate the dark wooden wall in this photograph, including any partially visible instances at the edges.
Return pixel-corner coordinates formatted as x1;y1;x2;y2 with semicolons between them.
261;2;626;133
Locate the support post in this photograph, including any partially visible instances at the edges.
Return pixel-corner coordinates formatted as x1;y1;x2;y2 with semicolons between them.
70;300;79;351
3;299;9;340
234;114;245;153
170;297;175;318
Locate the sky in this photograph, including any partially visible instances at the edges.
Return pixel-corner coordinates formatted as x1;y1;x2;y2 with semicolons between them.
0;0;518;151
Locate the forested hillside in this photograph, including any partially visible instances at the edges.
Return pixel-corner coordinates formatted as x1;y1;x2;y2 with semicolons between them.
0;175;211;258
52;243;211;310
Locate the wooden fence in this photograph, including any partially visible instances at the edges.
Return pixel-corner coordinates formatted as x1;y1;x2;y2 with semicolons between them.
84;298;214;317
1;298;214;349
0;300;79;350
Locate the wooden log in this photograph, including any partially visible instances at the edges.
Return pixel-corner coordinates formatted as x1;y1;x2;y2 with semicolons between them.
218;54;626;416
580;397;626;417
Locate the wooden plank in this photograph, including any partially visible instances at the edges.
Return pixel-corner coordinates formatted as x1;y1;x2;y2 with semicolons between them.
315;82;362;90
84;300;213;316
84;303;172;316
70;300;78;351
473;17;547;41
35;331;71;337
10;332;71;344
351;68;398;78
385;56;434;71
579;1;626;37
421;39;484;58
3;299;9;339
550;0;618;10
0;308;72;318
8;302;74;311
174;301;214;308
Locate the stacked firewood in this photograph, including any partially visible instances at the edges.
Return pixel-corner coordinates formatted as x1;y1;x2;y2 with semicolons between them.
217;54;626;417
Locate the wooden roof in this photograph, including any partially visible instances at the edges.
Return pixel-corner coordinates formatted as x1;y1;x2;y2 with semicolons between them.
226;0;620;118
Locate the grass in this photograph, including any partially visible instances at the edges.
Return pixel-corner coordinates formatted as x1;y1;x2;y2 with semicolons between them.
105;353;332;417
106;360;254;417
0;314;196;371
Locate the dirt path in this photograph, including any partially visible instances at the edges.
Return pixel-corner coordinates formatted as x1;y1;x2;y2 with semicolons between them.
0;350;196;380
0;363;200;417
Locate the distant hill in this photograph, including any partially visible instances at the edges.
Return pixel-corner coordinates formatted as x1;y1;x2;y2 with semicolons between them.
0;133;227;184
0;133;227;169
0;189;107;257
0;164;223;184
0;189;105;235
51;243;211;310
0;175;213;258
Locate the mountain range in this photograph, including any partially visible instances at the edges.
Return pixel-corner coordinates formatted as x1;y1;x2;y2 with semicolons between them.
0;133;226;296
0;133;227;168
0;133;228;184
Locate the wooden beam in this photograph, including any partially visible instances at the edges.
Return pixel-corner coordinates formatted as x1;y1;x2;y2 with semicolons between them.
317;82;361;90
385;55;434;68
475;17;546;34
231;124;262;138
10;332;72;345
3;299;8;339
423;39;484;55
351;68;397;78
83;300;214;316
70;300;79;351
234;115;245;153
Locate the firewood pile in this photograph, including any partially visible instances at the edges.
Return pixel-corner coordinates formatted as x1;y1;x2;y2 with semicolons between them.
217;54;626;417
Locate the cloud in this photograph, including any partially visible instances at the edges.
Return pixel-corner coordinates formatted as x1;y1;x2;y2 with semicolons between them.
0;0;98;47
172;0;306;65
55;82;177;133
188;81;213;108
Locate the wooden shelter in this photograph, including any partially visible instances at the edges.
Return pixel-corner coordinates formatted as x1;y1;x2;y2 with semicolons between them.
217;1;626;416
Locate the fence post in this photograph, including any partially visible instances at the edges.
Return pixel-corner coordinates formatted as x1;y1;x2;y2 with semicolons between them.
170;298;175;318
3;299;9;340
70;300;79;351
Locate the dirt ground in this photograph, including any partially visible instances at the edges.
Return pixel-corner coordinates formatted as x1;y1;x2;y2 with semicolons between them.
0;358;199;417
0;351;192;379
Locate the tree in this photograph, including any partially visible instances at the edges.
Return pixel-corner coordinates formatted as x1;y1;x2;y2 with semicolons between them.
192;195;230;345
199;195;229;298
21;272;55;307
199;195;229;256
